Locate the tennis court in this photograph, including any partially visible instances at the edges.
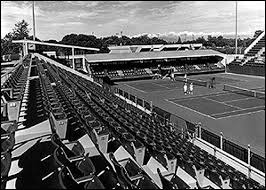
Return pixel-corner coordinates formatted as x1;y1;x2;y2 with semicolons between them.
121;74;245;93
115;73;265;156
169;85;265;119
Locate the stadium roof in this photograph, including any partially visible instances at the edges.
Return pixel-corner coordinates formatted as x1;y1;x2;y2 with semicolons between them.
85;49;224;63
12;39;100;51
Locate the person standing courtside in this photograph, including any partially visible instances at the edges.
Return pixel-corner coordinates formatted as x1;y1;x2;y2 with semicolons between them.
189;82;194;95
184;73;187;83
183;82;188;95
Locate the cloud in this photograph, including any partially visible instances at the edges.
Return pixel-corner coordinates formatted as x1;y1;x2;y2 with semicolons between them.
131;31;255;40
51;22;83;26
66;1;99;7
77;12;98;18
1;1;43;37
116;1;142;7
1;1;264;41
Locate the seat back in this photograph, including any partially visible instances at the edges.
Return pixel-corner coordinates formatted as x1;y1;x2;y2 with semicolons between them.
157;168;176;189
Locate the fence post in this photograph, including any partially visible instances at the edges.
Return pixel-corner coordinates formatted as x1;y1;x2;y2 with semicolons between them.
198;123;201;139
247;144;251;178
220;132;223;150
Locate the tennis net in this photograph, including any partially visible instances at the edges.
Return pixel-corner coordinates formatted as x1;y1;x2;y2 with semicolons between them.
175;77;208;87
223;84;265;100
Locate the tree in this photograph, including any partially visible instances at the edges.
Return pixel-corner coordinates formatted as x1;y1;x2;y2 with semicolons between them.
177;37;182;44
1;20;31;56
12;20;30;40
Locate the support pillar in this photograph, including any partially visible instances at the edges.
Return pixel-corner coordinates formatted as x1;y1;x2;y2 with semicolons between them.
72;47;75;70
82;55;86;73
220;132;223;150
248;144;251;178
198;122;202;139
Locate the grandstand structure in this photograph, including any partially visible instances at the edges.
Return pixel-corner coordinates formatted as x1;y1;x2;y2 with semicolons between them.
227;31;265;76
108;43;203;53
1;36;265;190
84;47;225;81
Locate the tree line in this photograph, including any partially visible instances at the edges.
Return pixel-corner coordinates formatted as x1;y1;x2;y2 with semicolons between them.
1;20;263;58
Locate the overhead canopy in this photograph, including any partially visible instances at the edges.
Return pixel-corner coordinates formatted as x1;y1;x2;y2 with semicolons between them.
12;39;100;51
85;49;224;63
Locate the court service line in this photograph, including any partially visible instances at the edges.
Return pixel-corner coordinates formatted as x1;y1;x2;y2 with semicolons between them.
203;97;242;110
124;84;147;93
223;97;255;103
151;82;172;89
211;105;265;116
165;99;217;120
213;109;265;120
225;72;266;79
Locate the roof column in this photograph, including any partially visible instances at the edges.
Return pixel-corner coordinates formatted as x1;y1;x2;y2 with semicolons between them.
72;47;75;70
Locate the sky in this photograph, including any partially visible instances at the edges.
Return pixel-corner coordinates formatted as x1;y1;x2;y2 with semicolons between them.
1;1;265;41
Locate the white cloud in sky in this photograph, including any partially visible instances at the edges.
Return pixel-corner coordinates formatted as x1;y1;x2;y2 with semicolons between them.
1;1;265;41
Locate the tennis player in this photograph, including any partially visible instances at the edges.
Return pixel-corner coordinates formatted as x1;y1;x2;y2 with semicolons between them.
183;82;188;95
184;73;187;82
189;83;194;95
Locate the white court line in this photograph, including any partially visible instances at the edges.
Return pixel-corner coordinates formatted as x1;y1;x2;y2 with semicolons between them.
211;105;265;116
151;82;172;90
203;97;242;110
165;99;216;120
213;109;265;120
124;84;146;93
223;97;255;103
224;72;266;79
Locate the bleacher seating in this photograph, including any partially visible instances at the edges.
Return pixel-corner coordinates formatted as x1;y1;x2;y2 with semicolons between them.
46;58;264;188
246;36;265;57
1;54;265;189
228;34;265;76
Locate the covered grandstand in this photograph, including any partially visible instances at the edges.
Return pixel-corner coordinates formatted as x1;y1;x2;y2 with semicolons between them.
85;49;225;81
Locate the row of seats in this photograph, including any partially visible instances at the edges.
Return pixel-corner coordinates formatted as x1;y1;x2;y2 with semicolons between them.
1;122;17;189
246;36;265;57
228;34;265;76
42;59;160;188
1;55;32;188
48;60;263;189
1;55;31;100
15;133;108;189
3;55;263;189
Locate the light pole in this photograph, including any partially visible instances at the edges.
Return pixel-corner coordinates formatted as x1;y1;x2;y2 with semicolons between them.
32;1;36;41
235;1;238;55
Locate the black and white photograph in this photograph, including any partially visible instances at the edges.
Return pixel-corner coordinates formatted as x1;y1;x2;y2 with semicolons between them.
1;1;265;189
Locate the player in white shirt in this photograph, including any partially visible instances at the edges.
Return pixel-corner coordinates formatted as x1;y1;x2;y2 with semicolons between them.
183;82;188;95
184;73;187;82
189;83;194;95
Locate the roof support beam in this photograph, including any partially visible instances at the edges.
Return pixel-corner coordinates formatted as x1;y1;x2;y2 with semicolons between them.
12;39;99;51
72;47;75;70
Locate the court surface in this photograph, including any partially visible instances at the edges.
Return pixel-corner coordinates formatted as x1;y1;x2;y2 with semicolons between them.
115;73;265;156
168;91;265;119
